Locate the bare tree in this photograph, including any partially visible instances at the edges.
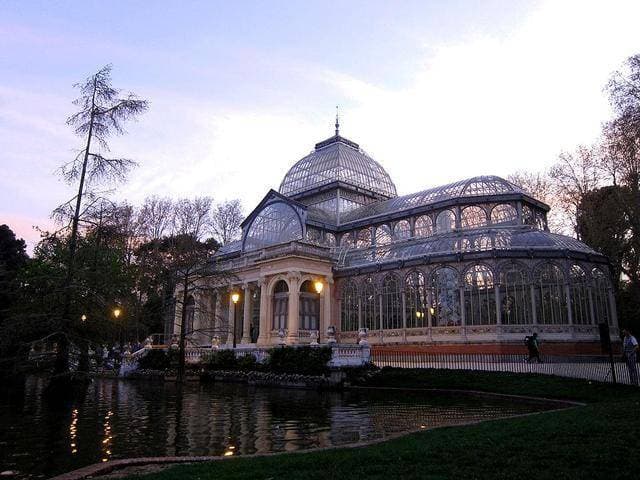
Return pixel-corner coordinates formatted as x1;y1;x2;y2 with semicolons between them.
53;65;148;377
548;145;603;239
211;199;244;245
138;196;174;241
172;197;213;240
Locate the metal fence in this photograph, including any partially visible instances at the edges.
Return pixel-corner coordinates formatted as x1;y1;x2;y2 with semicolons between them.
371;349;639;386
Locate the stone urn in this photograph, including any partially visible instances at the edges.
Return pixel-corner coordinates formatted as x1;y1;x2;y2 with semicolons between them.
144;336;153;349
326;325;337;344
309;330;319;346
358;327;369;346
211;335;220;350
170;334;179;350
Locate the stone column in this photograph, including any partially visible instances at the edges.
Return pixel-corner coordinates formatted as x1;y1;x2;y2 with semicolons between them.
214;290;223;333
257;277;270;346
242;283;252;344
286;272;301;343
226;289;236;347
321;277;333;342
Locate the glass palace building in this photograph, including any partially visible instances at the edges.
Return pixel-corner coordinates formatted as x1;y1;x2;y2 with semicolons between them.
177;127;618;353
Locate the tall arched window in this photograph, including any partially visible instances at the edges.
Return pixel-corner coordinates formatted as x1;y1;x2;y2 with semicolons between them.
361;277;377;330
523;205;536;226
340;281;359;332
305;227;322;244
570;265;591;325
435;210;456;233
356;228;372;249
461;206;487;229
499;264;531;325
414;215;433;237
185;295;195;333
431;267;461;326
340;232;355;247
299;280;320;331
272;280;289;330
491;204;518;225
405;271;427;328
375;225;392;246
592;268;612;325
394;220;411;240
381;274;402;329
464;265;496;325
244;202;302;251
535;264;567;324
325;232;336;247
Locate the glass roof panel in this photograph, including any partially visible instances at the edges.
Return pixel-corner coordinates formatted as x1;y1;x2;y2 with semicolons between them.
279;136;397;198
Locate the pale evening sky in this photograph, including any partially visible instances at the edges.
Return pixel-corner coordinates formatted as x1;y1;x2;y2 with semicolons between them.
1;0;639;251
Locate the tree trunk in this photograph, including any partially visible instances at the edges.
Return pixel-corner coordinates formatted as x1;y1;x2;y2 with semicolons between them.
177;273;189;383
54;77;97;376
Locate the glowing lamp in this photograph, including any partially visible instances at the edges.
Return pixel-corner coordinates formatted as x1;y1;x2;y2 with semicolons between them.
314;280;324;294
231;292;240;304
81;314;87;322
113;308;122;319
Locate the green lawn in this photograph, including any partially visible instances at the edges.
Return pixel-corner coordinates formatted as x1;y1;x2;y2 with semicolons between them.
123;369;640;480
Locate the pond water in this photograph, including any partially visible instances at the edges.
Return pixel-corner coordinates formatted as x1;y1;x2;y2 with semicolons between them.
0;376;565;479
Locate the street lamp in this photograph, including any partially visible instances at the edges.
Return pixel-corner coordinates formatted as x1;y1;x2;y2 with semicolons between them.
81;314;87;322
113;308;122;319
231;291;240;348
314;280;323;294
113;307;123;347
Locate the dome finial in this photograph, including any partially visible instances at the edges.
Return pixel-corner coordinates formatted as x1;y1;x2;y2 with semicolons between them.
335;105;340;136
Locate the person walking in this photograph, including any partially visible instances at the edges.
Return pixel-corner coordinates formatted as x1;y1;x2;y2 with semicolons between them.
525;333;542;363
621;328;639;386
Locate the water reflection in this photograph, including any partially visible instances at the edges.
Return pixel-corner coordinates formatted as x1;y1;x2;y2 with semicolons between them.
0;377;563;479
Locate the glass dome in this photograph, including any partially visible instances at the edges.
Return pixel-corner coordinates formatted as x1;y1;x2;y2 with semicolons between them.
279;135;397;198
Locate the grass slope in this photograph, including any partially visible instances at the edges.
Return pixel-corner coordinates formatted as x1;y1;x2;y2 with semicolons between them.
122;369;640;480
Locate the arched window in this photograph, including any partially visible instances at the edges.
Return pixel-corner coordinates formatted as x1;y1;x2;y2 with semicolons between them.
361;277;377;330
535;211;547;230
250;286;261;343
299;280;320;331
464;265;496;325
592;268;612;325
570;265;591;325
325;232;336;247
381;274;402;330
244;202;302;251
435;210;456;233
461;206;487;229
414;215;433;237
499;264;531;325
185;295;195;333
405;271;427;328
272;280;289;330
375;225;393;246
340;281;359;332
394;220;411;240
340;232;355;247
306;227;322;244
535;264;567;324
461;234;492;252
523;205;536;226
431;267;461;326
491;204;517;225
356;228;372;249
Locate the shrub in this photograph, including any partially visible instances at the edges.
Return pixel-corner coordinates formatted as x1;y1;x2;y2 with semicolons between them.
266;346;332;375
237;353;259;371
137;349;170;370
205;349;238;370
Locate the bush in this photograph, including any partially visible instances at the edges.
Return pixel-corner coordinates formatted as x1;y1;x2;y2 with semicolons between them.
266;346;332;375
237;354;259;371
205;349;238;370
137;349;170;370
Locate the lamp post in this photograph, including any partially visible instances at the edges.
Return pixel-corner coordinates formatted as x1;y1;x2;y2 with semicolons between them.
113;307;123;347
231;292;240;349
